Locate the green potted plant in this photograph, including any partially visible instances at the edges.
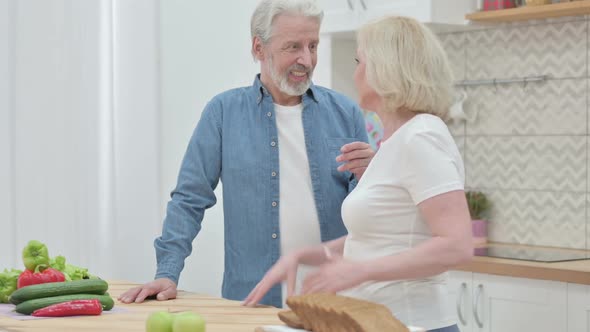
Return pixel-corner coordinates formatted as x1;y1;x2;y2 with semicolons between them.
465;191;491;245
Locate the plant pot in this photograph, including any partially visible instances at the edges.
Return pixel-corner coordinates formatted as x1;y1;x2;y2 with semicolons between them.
472;219;487;245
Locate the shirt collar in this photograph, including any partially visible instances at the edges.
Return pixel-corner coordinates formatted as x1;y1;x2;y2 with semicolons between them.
252;74;320;105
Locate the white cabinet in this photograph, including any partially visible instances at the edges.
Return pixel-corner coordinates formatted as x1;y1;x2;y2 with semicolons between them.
449;271;475;332
318;0;477;33
567;283;590;332
449;271;567;332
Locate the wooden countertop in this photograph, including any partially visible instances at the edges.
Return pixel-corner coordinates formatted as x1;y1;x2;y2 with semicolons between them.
3;245;589;331
455;243;590;285
0;280;284;332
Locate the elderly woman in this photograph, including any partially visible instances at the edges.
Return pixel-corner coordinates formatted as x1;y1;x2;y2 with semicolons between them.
244;16;472;332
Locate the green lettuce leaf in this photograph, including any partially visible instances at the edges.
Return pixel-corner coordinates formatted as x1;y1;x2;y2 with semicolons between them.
49;255;66;271
49;255;92;281
0;268;22;303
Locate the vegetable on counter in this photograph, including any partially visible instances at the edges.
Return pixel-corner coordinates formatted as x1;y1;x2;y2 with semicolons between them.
11;278;113;315
17;267;65;289
1;239;101;304
48;255;94;281
22;240;50;272
10;279;109;305
31;299;103;317
0;268;22;303
15;293;114;315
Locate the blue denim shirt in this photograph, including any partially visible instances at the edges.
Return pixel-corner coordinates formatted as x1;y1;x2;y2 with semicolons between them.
154;75;368;307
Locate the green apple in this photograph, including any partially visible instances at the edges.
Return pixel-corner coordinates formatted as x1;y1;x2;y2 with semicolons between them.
146;311;174;332
172;311;206;332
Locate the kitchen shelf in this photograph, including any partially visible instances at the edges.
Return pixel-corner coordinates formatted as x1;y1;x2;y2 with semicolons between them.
466;1;590;23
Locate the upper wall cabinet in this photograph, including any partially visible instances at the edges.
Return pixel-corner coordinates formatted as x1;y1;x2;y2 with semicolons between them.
319;0;477;33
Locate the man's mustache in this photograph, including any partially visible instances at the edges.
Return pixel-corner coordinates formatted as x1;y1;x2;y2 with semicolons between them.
289;64;311;73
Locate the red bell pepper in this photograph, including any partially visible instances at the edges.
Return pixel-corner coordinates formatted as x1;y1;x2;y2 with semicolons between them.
17;267;66;289
31;299;103;317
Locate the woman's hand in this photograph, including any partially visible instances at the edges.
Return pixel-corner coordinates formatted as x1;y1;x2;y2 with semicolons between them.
301;257;368;295
242;252;301;307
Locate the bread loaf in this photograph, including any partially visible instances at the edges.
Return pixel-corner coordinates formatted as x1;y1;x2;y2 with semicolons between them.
278;293;409;332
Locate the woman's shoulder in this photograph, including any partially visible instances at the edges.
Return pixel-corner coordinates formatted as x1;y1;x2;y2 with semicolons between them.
399;113;451;142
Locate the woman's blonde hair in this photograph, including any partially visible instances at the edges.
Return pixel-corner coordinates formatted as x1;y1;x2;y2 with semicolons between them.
356;16;454;118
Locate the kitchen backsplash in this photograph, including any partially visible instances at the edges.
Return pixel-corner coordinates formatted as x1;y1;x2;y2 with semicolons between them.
438;16;589;249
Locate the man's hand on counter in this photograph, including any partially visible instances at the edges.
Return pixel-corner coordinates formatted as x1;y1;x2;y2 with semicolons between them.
118;278;177;303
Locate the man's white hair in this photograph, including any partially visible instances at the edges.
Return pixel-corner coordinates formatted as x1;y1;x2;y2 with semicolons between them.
250;0;323;58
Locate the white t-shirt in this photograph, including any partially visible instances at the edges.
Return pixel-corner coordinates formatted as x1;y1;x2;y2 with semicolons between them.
274;103;322;305
340;113;465;330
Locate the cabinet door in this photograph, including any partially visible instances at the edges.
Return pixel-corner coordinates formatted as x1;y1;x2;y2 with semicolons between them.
473;273;567;332
360;0;423;22
448;271;474;332
359;0;475;26
317;0;359;33
567;283;590;332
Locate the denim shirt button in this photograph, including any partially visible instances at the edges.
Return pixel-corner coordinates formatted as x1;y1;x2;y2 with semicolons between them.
267;112;272;117
270;141;276;147
272;233;278;239
271;171;277;177
272;201;277;207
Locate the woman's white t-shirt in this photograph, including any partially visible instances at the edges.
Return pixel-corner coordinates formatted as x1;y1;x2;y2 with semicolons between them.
339;113;465;330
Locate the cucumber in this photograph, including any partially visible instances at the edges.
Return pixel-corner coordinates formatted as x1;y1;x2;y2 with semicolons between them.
15;293;114;315
10;279;108;305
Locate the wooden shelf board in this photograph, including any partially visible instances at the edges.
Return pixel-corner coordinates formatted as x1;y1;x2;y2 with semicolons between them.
466;1;590;22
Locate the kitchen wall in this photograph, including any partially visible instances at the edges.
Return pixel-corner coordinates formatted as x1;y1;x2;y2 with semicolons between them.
439;16;589;249
0;0;161;282
0;0;16;271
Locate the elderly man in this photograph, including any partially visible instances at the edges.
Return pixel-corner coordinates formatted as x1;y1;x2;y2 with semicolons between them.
119;0;373;308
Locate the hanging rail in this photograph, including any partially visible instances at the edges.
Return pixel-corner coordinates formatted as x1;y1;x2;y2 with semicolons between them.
454;75;549;87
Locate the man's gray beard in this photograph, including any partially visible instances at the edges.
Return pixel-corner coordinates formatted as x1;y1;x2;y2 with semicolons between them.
268;57;312;97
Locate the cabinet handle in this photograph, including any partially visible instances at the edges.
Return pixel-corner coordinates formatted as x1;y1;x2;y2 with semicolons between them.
473;284;484;328
359;0;367;10
456;282;467;326
346;0;354;10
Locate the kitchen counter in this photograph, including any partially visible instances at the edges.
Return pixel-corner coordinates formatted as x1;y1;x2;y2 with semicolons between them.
2;248;586;331
0;280;284;332
455;243;590;284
